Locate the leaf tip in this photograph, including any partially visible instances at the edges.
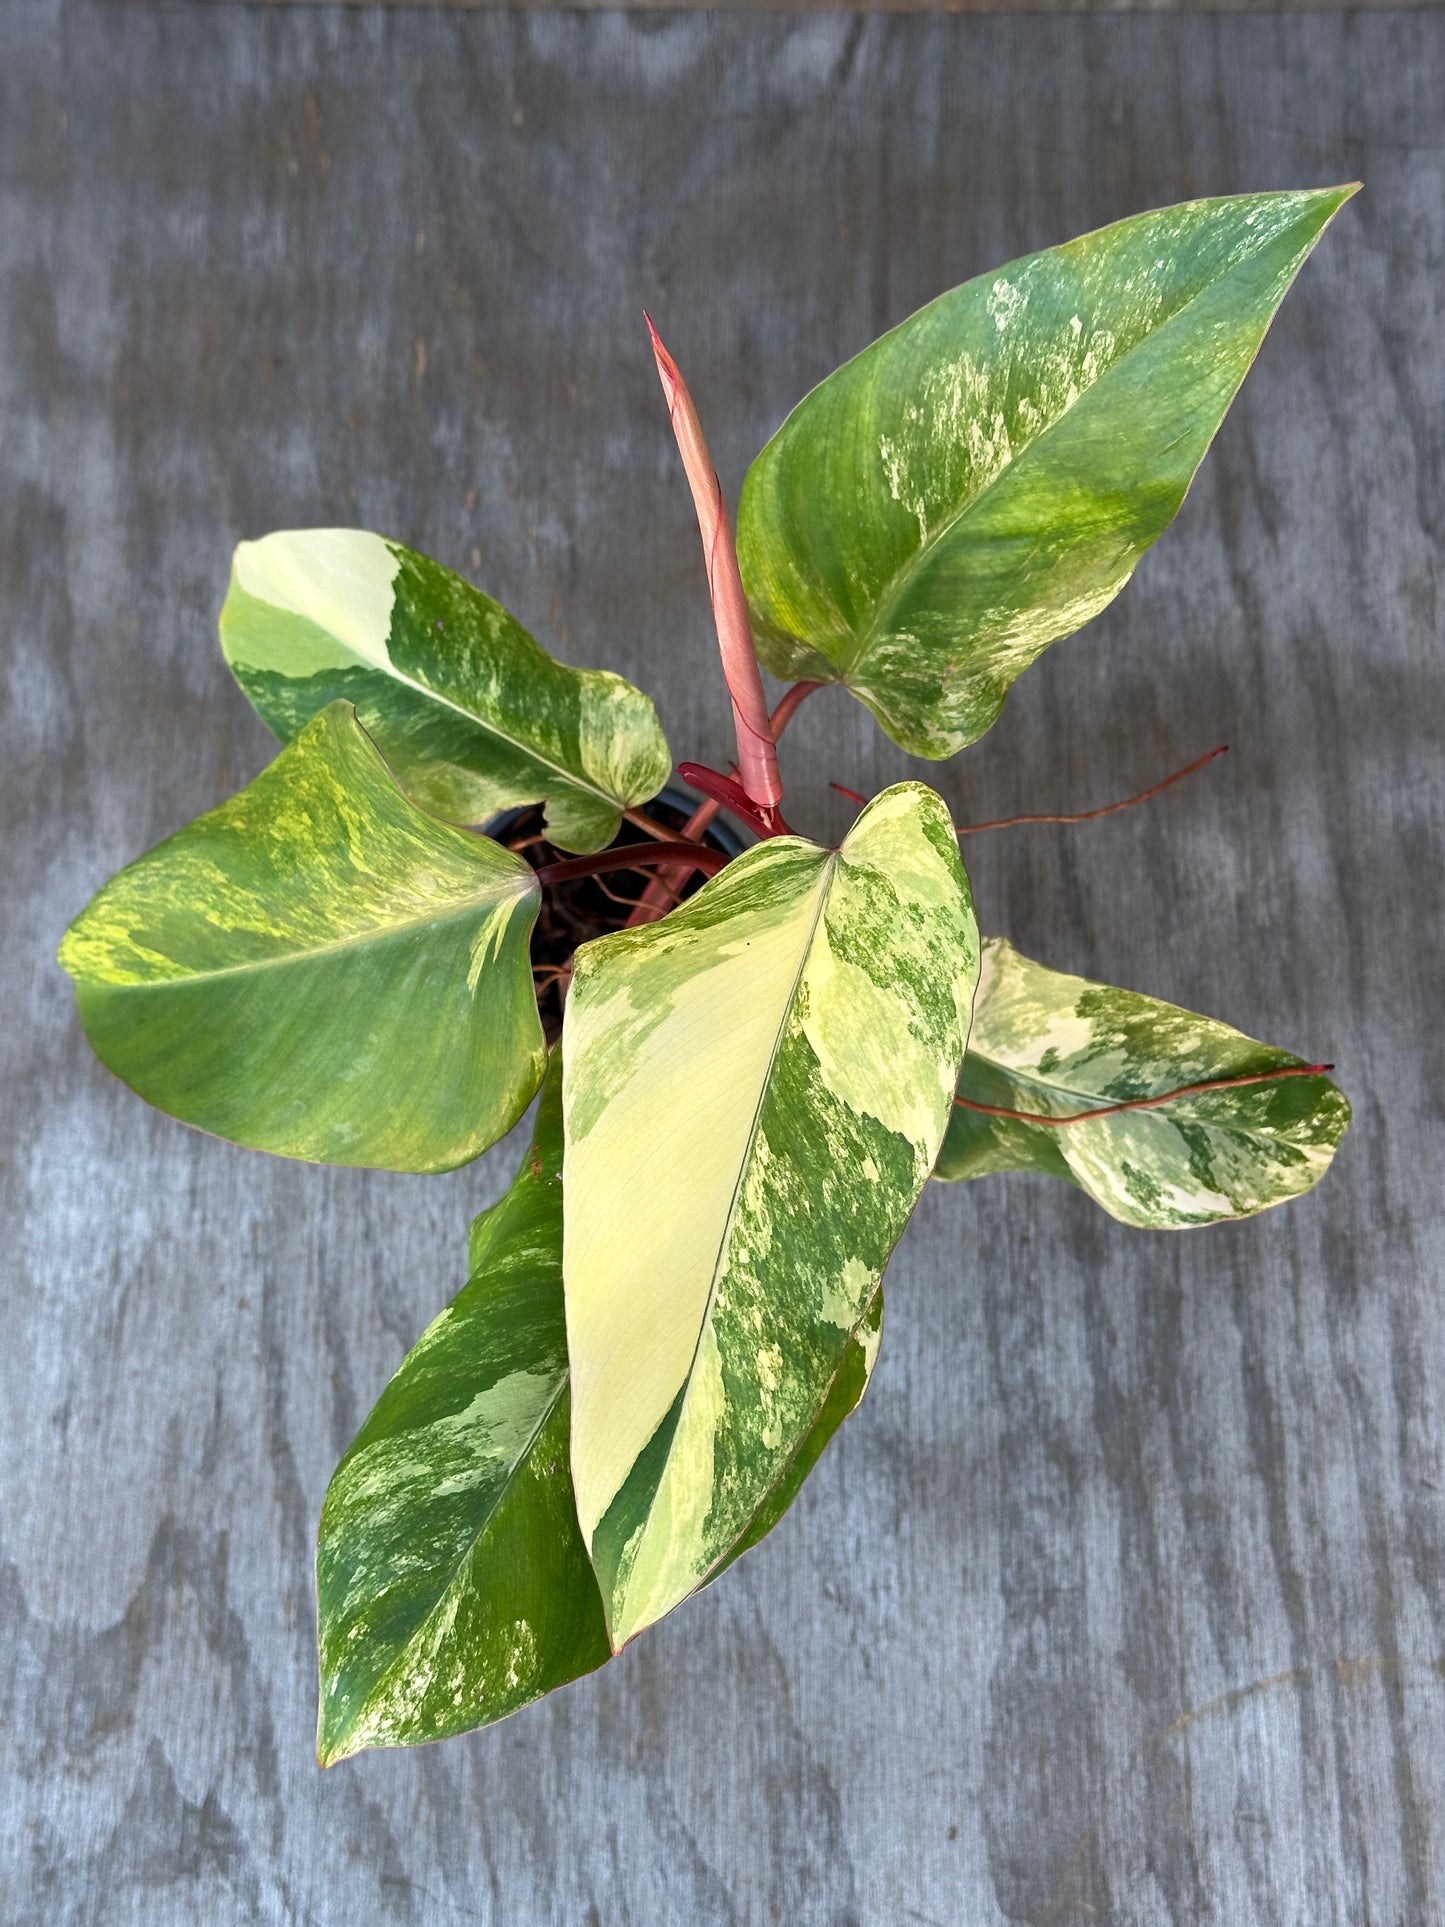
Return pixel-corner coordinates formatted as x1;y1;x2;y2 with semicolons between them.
314;1723;352;1770
1312;180;1363;225
644;310;679;397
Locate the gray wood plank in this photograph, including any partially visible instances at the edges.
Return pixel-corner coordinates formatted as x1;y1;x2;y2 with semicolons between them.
179;0;1445;17
2;3;1442;1922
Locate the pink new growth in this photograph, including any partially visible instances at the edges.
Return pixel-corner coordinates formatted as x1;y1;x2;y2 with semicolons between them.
677;762;789;839
645;314;783;811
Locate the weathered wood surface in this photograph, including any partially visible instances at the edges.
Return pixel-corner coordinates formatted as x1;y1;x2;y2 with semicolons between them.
187;0;1445;16
3;3;1442;1921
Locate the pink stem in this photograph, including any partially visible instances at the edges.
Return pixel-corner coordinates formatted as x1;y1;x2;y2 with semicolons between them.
646;314;782;810
625;680;822;927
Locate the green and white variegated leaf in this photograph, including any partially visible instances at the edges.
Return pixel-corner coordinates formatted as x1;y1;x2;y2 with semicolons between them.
314;1043;871;1760
737;187;1356;758
58;702;545;1173
315;1059;610;1763
220;529;671;853
934;937;1350;1228
562;783;979;1650
706;1286;883;1588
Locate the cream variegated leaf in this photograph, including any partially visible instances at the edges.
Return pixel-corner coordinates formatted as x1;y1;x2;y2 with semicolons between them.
315;1059;610;1763
562;784;979;1650
737;188;1355;757
316;1059;883;1762
220;528;671;853
58;702;545;1172
934;937;1349;1228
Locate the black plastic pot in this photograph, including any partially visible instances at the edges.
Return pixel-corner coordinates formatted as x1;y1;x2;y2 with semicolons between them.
486;782;749;1043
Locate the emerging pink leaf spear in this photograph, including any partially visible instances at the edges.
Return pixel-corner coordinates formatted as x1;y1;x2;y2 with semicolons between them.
645;313;785;817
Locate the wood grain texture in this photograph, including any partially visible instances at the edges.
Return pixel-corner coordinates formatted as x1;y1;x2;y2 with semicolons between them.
183;0;1445;16
2;2;1441;1920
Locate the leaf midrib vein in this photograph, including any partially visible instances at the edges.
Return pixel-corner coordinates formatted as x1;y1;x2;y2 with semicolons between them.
345;1360;573;1743
971;1043;1312;1144
89;880;535;988
838;235;1277;681
640;851;838;1561
330;631;628;814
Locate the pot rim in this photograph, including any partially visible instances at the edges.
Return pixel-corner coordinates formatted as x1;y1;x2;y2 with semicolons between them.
483;781;751;861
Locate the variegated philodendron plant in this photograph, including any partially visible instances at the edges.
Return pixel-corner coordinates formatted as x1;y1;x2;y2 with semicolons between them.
61;189;1356;1763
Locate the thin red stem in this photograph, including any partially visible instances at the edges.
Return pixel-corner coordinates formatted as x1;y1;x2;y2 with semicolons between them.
675;796;723;843
536;842;729;888
591;873;653;911
953;1061;1333;1128
827;746;1227;837
956;746;1228;836
769;678;824;739
621;806;691;844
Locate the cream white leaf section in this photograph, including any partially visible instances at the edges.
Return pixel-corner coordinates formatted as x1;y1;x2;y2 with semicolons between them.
220;528;671;853
934;937;1350;1227
232;527;399;672
562;783;979;1649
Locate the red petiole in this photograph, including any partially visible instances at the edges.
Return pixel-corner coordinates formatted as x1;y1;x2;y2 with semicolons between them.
676;763;792;839
543;742;1231;909
621;679;823;926
535;842;729;889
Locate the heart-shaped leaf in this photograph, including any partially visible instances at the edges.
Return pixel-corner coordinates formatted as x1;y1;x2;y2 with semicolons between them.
562;785;979;1649
221;529;672;852
316;1059;610;1763
737;187;1355;757
59;702;545;1172
934;937;1350;1227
